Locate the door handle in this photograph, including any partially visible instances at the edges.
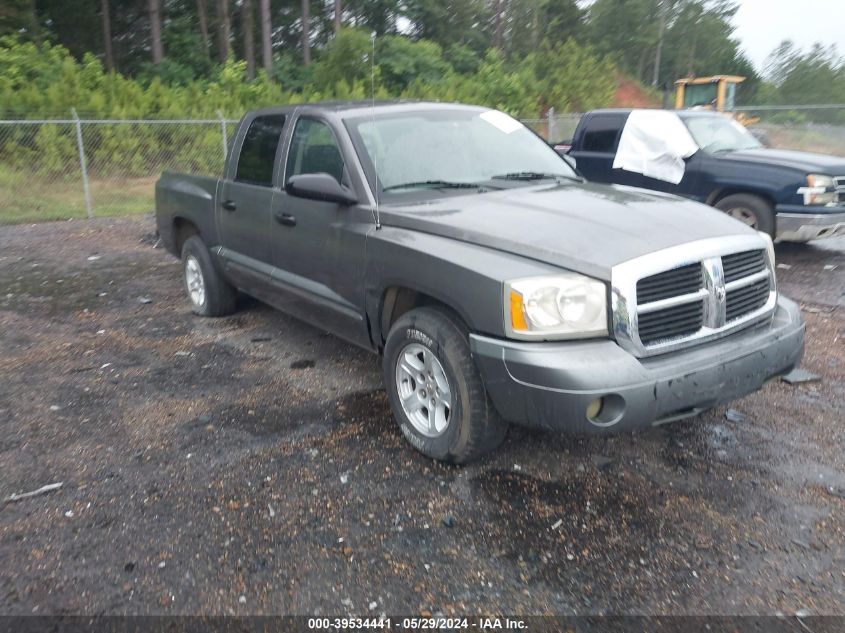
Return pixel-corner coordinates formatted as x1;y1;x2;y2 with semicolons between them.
275;212;296;227
221;200;237;211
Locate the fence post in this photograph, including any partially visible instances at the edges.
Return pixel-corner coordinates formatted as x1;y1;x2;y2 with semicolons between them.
547;107;555;142
217;110;228;162
72;109;93;219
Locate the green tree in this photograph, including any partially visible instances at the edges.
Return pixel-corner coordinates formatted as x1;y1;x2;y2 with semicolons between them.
588;0;660;83
139;12;214;85
0;0;38;39
312;27;372;90
344;0;399;36
376;35;450;93
506;0;584;59
533;39;617;113
762;42;845;122
403;0;490;53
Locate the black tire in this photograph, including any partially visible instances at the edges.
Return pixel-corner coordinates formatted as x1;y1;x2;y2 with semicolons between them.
714;193;775;237
180;235;237;317
382;307;508;464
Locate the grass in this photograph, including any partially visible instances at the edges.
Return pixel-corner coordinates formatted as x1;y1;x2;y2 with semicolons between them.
0;169;157;225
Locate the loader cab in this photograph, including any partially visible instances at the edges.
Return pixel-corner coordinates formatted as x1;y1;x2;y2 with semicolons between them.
674;75;745;113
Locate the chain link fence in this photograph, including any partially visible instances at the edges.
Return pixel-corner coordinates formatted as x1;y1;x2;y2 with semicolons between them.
529;107;845;155
734;105;845;156
0;114;236;225
521;110;584;144
1;106;843;225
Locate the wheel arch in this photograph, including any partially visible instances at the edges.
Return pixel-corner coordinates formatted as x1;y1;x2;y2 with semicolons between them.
173;216;201;254
706;187;776;210
373;285;473;350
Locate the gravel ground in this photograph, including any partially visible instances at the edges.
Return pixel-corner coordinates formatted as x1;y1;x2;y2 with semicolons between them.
0;216;843;616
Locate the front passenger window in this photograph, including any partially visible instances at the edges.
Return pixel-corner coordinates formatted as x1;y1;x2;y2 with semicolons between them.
286;118;345;185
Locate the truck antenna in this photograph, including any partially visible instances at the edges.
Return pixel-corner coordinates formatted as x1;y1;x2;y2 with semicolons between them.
371;33;381;230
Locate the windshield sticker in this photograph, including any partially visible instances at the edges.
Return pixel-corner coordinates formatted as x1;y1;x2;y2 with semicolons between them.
479;110;524;134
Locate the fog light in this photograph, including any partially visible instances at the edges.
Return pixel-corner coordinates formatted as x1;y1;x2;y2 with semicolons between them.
586;397;604;421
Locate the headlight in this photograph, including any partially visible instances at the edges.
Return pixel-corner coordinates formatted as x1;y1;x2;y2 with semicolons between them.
798;174;836;206
505;274;608;340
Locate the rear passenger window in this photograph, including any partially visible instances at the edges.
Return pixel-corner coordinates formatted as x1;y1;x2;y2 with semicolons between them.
581;115;625;153
235;115;287;186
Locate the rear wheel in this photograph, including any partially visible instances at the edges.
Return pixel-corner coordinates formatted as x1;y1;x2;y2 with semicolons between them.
714;193;775;237
382;307;508;464
180;235;237;317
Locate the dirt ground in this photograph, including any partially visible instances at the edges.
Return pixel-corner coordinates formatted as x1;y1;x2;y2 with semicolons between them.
0;216;843;616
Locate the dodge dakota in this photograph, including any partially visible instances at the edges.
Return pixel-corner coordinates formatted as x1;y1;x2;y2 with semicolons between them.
560;108;845;242
155;102;805;463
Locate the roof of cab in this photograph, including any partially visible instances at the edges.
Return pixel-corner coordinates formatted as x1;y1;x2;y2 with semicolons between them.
247;100;489;119
586;107;727;119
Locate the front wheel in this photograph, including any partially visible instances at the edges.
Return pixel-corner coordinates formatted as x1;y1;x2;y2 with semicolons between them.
180;235;237;317
714;193;775;237
382;307;507;464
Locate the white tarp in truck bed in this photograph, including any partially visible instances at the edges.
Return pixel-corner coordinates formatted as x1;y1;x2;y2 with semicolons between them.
612;110;699;184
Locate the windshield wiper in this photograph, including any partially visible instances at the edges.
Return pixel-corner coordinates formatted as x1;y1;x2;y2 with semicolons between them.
491;172;573;182
383;180;482;191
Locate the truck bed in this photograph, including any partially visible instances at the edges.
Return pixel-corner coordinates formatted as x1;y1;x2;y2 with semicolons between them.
155;172;220;256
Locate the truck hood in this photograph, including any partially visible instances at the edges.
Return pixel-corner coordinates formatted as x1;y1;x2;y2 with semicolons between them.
377;181;757;281
720;148;845;174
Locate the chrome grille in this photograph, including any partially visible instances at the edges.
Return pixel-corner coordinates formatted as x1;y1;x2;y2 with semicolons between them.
722;249;766;283
611;236;778;358
637;263;703;303
835;176;845;204
639;300;704;345
726;278;770;321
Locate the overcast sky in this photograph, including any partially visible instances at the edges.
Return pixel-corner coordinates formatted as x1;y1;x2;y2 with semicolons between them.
732;0;845;73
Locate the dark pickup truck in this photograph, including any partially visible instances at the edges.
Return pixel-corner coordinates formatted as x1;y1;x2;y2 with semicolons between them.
156;101;805;463
560;108;845;242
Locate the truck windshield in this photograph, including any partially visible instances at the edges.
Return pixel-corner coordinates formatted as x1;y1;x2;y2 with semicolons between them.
681;114;761;153
345;109;577;198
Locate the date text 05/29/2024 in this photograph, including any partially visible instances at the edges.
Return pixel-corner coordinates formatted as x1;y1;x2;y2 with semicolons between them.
307;617;528;630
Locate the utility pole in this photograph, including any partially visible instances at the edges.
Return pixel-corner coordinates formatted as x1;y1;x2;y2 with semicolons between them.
196;0;211;60
100;0;115;71
652;0;667;87
301;0;311;66
493;0;506;51
216;0;231;62
147;0;164;65
242;0;256;78
260;0;273;73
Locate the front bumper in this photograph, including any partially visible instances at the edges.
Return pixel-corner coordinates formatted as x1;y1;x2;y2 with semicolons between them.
775;209;845;242
470;296;805;434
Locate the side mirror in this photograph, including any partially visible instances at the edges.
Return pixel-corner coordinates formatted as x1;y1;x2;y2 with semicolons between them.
561;153;577;171
285;173;358;206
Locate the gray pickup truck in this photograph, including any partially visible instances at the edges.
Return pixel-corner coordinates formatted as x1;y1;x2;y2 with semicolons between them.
155;101;805;463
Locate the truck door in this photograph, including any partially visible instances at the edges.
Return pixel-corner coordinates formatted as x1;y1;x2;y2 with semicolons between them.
569;113;626;183
267;115;371;347
217;113;287;297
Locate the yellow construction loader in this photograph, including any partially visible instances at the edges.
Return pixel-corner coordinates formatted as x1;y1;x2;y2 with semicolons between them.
674;75;759;125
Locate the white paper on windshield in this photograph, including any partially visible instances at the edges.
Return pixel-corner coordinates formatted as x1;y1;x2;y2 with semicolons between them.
480;110;524;134
612;110;699;184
